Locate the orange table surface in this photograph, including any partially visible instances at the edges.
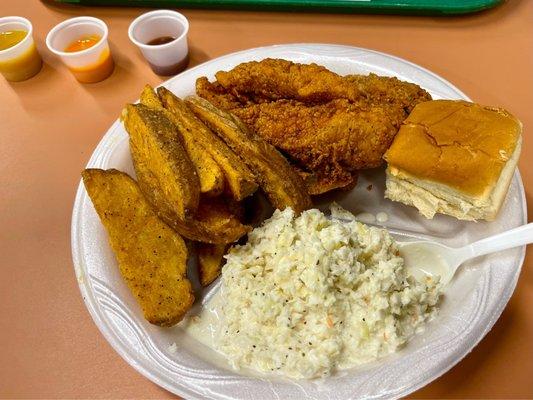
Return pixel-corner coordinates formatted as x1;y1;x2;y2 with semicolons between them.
1;0;532;398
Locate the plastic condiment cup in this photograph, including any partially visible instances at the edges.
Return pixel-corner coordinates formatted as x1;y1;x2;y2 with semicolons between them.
128;10;189;76
0;16;42;82
46;16;114;83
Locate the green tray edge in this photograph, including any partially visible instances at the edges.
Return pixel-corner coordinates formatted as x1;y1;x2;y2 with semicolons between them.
50;0;504;15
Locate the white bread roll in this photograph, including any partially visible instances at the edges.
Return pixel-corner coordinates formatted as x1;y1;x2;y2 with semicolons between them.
384;100;522;221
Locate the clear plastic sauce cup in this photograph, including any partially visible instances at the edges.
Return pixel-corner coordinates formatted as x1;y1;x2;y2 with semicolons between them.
128;10;189;76
46;17;114;83
0;16;42;82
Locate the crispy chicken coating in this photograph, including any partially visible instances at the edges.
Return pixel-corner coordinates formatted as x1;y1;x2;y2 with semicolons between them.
196;59;431;194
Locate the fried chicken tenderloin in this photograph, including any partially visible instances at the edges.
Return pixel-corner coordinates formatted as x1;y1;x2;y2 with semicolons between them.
196;58;431;194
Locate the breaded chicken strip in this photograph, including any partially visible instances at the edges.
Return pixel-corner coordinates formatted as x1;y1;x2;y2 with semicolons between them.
344;74;431;114
196;59;431;194
214;58;360;103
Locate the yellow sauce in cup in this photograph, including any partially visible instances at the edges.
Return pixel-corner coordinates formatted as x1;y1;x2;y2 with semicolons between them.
0;30;42;82
0;30;27;50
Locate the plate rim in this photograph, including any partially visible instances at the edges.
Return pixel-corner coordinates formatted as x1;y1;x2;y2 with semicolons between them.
71;43;527;399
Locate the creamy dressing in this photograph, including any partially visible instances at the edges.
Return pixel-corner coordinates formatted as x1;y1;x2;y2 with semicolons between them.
376;212;389;223
354;212;376;223
183;290;224;349
399;243;448;282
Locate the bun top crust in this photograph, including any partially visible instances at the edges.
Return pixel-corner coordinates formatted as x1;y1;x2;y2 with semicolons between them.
384;100;522;197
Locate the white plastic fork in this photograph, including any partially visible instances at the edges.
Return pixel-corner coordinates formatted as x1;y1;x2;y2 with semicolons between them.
398;223;533;285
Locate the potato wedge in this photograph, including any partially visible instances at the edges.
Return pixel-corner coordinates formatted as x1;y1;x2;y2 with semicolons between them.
171;197;250;244
158;87;258;201
186;96;312;214
197;243;227;286
122;103;200;219
127;130;250;243
81;168;194;327
131;155;249;244
139;84;164;110
140;85;225;197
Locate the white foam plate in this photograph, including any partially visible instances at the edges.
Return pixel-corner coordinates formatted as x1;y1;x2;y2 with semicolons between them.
71;44;527;399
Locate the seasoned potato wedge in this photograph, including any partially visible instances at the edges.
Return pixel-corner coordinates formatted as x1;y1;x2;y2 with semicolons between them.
122;103;200;220
139;85;225;197
186;96;312;214
139;84;164;110
197;243;227;286
158;87;258;201
81;168;194;327
130;151;249;243
171;197;250;244
127;123;250;243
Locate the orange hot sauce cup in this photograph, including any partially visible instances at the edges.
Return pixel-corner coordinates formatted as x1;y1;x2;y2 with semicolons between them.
46;17;114;84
